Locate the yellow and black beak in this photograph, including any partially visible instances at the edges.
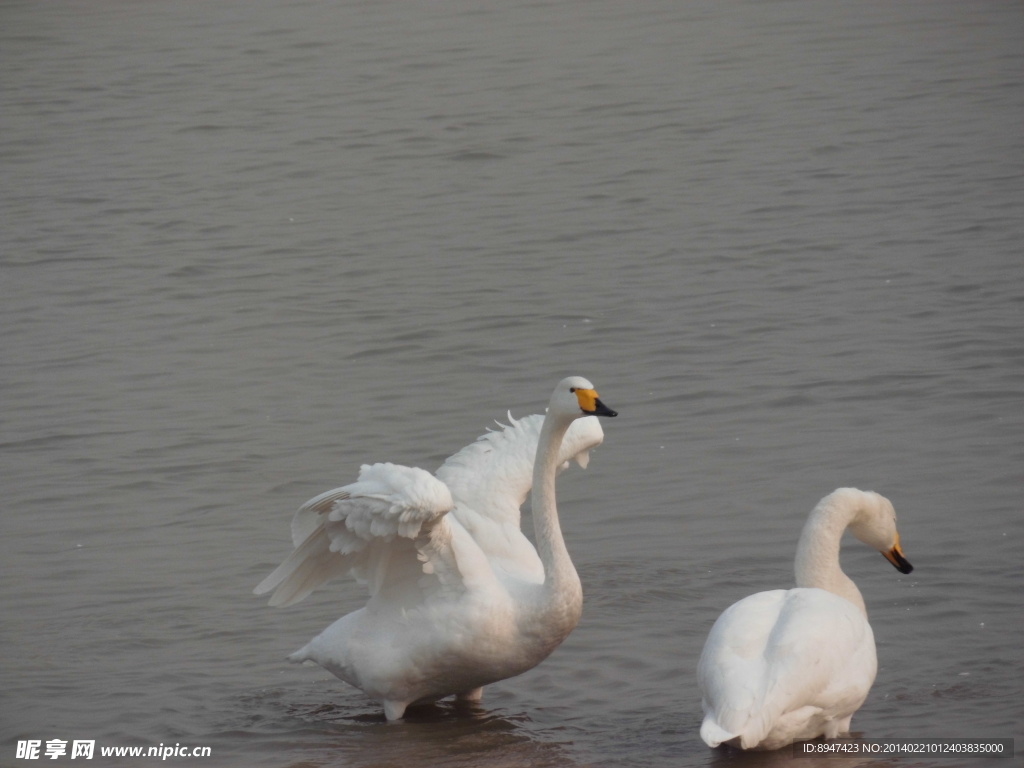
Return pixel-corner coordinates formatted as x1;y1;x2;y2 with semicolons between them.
882;532;913;574
575;388;618;417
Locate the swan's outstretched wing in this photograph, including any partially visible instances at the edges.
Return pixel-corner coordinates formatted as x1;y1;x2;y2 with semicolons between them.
435;413;604;582
698;588;875;749
436;412;604;526
259;415;604;606
254;463;460;607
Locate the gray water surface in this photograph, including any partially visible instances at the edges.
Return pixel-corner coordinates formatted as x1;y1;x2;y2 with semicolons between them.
2;1;1022;766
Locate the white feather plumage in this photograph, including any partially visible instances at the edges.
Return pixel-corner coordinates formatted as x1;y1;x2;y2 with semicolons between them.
255;378;613;720
697;488;913;750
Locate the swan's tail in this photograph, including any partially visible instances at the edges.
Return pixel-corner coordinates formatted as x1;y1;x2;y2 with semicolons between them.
700;715;737;748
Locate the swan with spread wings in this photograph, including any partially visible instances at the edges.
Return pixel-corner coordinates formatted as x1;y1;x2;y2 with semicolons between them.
255;377;616;720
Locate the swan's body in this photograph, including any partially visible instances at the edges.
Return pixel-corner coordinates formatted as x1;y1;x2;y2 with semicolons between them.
255;377;616;720
697;488;913;750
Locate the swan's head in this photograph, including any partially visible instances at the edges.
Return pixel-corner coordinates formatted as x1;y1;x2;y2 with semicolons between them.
549;376;618;420
847;490;914;574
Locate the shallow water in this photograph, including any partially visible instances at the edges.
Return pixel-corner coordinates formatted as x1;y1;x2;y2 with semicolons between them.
2;1;1022;766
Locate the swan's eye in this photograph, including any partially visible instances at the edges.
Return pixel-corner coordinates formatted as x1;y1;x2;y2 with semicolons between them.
569;387;576;392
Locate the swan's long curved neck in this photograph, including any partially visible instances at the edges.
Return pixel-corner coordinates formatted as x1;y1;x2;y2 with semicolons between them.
530;413;583;622
794;491;868;616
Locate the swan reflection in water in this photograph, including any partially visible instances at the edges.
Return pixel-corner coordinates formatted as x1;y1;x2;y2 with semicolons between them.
274;695;583;768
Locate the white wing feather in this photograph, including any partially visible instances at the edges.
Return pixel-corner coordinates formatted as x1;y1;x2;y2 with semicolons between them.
436;412;604;582
256;414;603;606
254;463;454;607
437;413;604;526
290;486;352;547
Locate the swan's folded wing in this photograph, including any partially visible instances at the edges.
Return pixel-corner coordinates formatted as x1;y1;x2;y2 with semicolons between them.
698;589;788;745
254;462;455;607
754;590;875;726
698;588;874;749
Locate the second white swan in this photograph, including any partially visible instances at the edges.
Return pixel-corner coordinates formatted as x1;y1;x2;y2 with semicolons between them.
697;488;913;750
254;376;617;720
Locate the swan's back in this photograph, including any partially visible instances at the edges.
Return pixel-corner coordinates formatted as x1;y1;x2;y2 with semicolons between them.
698;588;876;750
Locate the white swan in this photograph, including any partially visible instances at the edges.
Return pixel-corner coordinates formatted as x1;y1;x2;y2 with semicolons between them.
697;488;914;750
254;376;617;720
284;410;605;591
